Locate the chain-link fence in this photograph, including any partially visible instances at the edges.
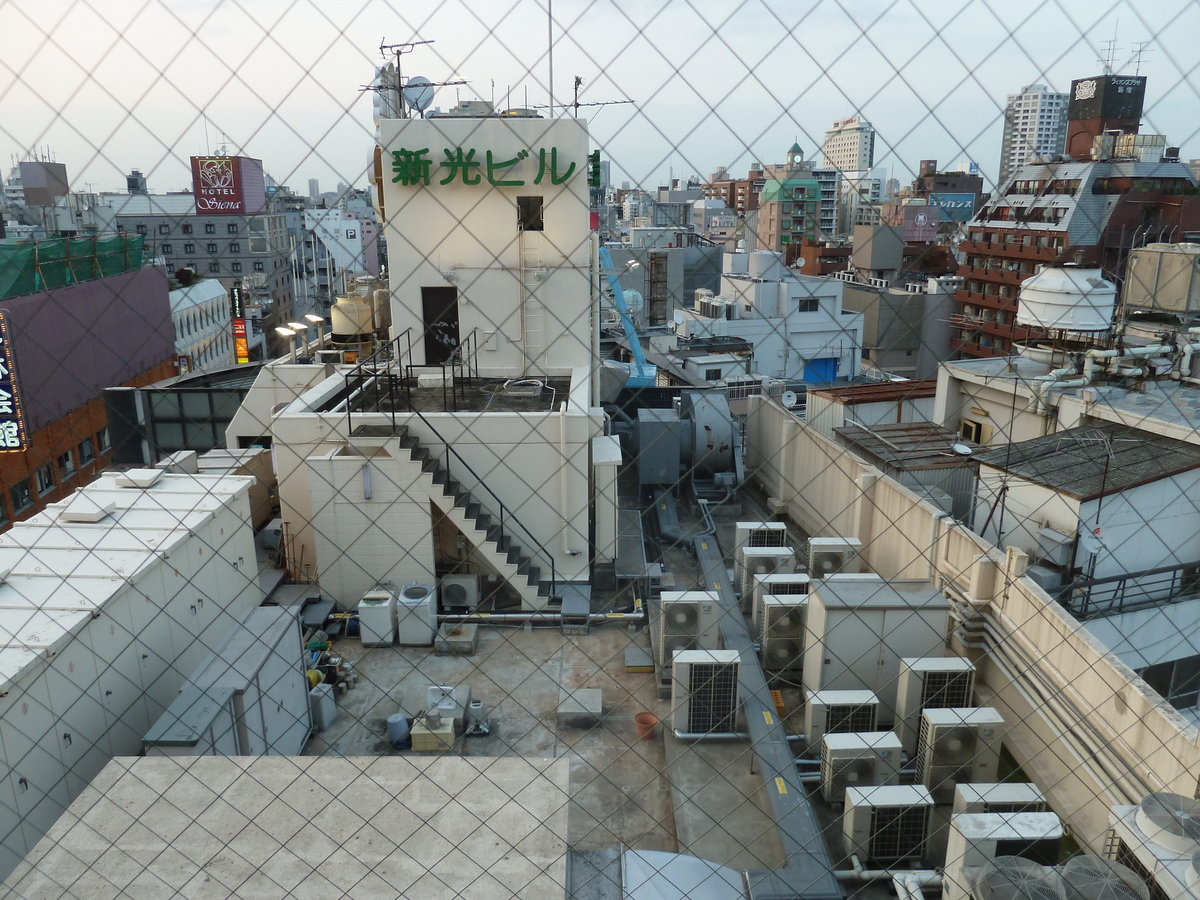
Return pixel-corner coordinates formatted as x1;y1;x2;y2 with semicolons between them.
0;1;1199;898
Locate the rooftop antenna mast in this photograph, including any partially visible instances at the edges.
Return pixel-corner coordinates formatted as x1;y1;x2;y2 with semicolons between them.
1130;41;1152;75
1099;22;1119;74
379;39;434;118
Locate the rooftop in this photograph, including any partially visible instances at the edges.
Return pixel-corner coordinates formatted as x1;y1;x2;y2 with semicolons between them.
809;378;937;405
834;421;978;470
972;420;1200;499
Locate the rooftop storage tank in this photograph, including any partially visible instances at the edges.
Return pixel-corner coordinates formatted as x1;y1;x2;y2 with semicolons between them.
1015;265;1116;332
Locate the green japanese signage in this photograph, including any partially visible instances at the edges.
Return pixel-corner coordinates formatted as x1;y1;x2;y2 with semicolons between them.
391;146;578;187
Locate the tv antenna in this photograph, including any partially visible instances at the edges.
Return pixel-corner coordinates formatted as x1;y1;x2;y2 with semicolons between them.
364;40;466;118
1099;22;1119;74
1128;41;1152;75
527;77;634;120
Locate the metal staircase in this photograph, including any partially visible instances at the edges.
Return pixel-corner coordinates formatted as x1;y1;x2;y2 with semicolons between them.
398;425;557;610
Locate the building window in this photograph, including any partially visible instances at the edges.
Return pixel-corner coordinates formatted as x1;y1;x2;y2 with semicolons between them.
182;224;193;234
253;261;264;272
158;224;170;234
79;438;95;465
184;243;195;254
10;480;32;513
517;196;544;231
229;242;240;253
207;242;218;254
136;224;147;234
960;419;985;443
231;262;243;273
227;223;238;234
205;223;215;234
35;464;55;496
704;368;722;382
162;243;172;254
96;427;110;453
209;262;220;273
57;450;75;478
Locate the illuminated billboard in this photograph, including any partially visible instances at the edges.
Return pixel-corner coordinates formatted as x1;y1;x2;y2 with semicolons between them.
0;313;28;451
190;156;268;216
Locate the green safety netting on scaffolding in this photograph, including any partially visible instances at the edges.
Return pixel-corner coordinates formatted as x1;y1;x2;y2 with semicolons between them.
0;233;145;301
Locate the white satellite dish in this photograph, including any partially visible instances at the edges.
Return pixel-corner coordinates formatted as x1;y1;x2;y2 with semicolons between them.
402;76;435;114
1079;530;1103;555
781;390;798;408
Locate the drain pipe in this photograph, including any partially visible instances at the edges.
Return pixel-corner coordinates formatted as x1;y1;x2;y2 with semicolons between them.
1179;328;1200;381
438;602;647;627
1030;361;1084;416
1083;345;1170;382
833;854;941;885
559;401;573;557
983;627;1148;804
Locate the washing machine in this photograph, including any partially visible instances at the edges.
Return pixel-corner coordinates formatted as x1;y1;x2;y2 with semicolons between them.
357;588;397;647
397;583;437;646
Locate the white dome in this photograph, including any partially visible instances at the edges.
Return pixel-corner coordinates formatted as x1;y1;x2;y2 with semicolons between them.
1016;266;1116;332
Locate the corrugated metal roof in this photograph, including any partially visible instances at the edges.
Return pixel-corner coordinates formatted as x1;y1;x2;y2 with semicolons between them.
807;378;937;406
834;422;977;470
972;421;1200;500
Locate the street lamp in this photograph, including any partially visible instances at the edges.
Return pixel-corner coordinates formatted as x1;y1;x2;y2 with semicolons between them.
304;313;326;350
288;322;311;358
274;326;297;364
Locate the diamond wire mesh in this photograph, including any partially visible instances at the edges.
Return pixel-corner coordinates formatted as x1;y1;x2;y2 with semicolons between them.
1;0;1200;898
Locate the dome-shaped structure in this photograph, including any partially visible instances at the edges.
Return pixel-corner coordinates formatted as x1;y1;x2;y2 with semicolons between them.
1016;265;1116;332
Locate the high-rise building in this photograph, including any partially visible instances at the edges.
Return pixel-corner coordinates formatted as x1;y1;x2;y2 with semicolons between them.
821;115;875;173
998;83;1068;185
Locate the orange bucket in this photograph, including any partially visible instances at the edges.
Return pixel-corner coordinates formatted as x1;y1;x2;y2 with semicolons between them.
634;711;659;740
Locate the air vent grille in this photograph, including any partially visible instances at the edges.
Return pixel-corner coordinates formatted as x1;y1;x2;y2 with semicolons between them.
685;662;738;734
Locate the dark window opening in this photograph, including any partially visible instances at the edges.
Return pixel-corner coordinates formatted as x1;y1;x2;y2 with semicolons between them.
517;196;544;231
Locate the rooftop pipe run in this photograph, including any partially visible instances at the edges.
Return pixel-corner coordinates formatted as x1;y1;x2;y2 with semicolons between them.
1030;344;1172;415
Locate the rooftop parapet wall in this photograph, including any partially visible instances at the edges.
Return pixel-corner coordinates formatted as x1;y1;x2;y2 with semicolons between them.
744;394;1200;853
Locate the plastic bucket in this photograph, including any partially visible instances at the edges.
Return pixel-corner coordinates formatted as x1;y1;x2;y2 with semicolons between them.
387;713;410;745
634;712;659;740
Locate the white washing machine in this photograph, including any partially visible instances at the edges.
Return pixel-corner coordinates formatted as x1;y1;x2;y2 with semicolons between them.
358;588;397;647
397;584;437;646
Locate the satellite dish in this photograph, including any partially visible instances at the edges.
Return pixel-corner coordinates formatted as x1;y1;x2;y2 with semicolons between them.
781;390;798;409
951;442;974;457
1078;531;1102;556
402;76;435;113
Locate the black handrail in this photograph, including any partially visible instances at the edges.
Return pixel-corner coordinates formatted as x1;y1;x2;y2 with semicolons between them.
1060;558;1200;620
343;327;558;598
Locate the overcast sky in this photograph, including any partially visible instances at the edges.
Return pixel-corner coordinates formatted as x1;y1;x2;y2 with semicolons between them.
2;0;1198;197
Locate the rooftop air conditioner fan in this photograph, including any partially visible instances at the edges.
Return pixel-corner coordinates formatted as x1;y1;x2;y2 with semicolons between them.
918;708;1003;804
970;857;1066;900
895;657;977;754
808;536;863;577
760;596;806;671
820;732;901;803
843;784;935;864
657;592;720;668
1060;856;1149;900
440;574;480;609
804;690;879;749
1135;792;1200;854
671;649;740;737
824;755;877;804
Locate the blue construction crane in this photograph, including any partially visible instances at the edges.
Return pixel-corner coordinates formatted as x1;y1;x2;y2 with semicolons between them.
598;245;656;388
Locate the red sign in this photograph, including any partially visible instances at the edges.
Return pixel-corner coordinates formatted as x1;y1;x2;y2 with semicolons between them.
232;318;250;364
192;156;249;215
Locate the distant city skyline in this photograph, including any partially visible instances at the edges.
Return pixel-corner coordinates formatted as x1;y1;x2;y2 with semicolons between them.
1;0;1197;197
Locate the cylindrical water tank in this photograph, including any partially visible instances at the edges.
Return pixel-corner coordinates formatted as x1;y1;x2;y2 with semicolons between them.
746;250;785;281
331;291;375;343
1015;265;1116;332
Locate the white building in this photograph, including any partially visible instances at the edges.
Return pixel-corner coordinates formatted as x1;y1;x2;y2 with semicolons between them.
672;250;863;382
169;279;235;372
228;113;612;610
821;115;875;173
0;468;261;873
998;83;1068;185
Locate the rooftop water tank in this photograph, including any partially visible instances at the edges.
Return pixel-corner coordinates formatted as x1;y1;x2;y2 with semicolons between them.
1015;265;1116;332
